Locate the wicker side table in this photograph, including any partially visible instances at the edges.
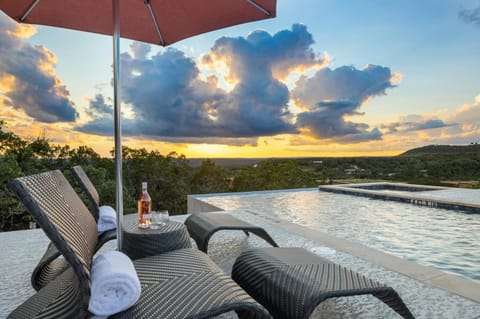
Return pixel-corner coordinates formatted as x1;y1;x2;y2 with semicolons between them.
121;214;192;260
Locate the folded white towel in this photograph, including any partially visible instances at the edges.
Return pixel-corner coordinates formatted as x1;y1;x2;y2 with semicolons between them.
88;251;141;316
97;205;116;234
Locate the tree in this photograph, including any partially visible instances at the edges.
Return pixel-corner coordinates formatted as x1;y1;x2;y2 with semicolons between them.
191;159;229;194
232;160;316;192
0;157;24;230
122;147;191;214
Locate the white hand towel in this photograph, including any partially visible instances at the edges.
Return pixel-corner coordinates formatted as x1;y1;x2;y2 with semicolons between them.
97;205;116;234
88;251;141;316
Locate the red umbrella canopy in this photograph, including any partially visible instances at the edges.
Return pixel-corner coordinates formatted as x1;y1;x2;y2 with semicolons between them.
0;0;276;46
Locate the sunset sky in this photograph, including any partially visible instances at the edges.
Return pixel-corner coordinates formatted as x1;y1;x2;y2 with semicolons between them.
1;0;479;158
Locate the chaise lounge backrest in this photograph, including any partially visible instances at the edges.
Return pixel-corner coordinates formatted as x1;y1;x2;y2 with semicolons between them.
70;165;117;248
29;166;117;292
70;165;101;221
9;170;98;318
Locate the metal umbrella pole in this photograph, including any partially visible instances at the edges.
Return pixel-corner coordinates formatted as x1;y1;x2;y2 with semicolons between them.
112;0;123;249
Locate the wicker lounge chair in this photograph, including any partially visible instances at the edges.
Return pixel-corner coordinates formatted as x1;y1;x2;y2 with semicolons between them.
29;166;117;291
185;212;279;253
233;247;415;319
8;170;270;319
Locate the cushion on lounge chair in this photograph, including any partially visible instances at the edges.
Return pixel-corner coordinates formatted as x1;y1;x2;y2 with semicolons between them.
8;170;270;319
233;247;415;319
185;212;279;253
97;205;117;234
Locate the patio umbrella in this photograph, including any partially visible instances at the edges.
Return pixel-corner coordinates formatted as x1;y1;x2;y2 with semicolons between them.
0;0;276;249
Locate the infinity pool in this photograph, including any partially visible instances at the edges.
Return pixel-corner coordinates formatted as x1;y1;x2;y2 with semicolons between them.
198;188;480;283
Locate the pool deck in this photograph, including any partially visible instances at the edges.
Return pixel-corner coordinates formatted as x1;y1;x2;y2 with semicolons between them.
2;210;480;318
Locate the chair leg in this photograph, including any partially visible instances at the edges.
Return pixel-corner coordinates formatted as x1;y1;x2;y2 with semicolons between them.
249;229;279;248
373;289;415;319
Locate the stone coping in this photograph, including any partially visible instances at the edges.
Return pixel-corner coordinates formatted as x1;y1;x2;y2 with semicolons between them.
318;183;480;213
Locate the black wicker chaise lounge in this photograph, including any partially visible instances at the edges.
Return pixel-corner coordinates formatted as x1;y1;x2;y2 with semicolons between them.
29;166;117;292
185;212;279;253
8;170;270;319
233;247;415;319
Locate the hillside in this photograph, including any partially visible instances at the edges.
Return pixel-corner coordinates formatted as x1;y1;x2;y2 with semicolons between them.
399;144;480;156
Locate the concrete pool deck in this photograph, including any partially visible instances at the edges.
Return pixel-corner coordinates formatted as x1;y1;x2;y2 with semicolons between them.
1;210;480;318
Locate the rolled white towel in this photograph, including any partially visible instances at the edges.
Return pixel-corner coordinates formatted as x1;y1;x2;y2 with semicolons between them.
97;205;116;234
88;251;141;316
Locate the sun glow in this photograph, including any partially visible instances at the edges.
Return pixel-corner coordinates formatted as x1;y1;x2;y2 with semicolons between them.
0;74;15;93
198;54;238;92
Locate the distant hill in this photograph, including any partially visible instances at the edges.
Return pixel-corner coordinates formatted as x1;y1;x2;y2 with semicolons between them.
399;144;480;156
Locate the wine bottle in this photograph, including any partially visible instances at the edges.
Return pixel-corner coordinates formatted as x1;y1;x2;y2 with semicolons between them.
138;182;152;228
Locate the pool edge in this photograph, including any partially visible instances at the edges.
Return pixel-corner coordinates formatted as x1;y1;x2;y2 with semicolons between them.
318;183;480;213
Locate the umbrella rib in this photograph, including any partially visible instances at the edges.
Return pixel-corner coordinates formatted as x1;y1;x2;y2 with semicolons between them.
246;0;272;16
144;0;165;46
20;0;42;21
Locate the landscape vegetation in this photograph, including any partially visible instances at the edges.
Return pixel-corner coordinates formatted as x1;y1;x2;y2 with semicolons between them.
1;120;479;231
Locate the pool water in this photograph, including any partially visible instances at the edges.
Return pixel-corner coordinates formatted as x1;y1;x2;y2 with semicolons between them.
199;188;480;283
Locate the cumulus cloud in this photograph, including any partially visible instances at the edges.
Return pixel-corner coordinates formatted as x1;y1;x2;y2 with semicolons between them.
444;95;480;142
204;24;326;80
79;24;330;144
382;116;455;133
459;4;480;26
0;13;77;123
333;128;383;143
378;96;480;147
292;65;398;142
448;95;480;125
78;24;398;145
87;94;112;117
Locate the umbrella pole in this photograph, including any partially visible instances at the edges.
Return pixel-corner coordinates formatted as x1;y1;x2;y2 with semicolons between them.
113;0;123;250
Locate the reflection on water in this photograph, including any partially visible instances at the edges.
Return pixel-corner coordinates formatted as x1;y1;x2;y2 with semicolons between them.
202;189;480;283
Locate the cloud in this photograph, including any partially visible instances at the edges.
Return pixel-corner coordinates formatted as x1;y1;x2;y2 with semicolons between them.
204;24;326;80
444;95;480;142
382;117;455;133
87;94;112;117
333;128;383;143
447;95;480;126
0;13;77;123
459;4;480;26
378;96;480;147
292;64;398;142
77;24;399;145
78;24;329;143
155;136;258;146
